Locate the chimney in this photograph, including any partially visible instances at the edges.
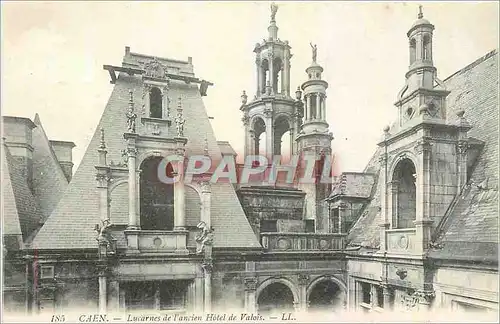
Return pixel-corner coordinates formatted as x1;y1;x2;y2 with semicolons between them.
2;116;36;190
49;140;76;182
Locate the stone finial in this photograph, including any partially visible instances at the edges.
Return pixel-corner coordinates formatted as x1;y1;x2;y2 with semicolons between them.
383;125;390;134
99;128;106;150
177;96;182;111
418;5;424;19
295;86;302;101
241;90;248;105
126;89;137;133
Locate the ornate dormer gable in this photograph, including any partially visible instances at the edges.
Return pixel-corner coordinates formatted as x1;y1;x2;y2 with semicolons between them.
376;6;474;257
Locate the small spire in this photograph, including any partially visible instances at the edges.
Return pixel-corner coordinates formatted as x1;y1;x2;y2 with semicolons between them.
418;5;423;19
128;89;134;107
99;128;106;150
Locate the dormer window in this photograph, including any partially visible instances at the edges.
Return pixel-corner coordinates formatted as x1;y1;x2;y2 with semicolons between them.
150;87;163;118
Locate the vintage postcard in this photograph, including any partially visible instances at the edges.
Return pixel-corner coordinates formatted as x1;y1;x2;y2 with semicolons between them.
1;1;498;323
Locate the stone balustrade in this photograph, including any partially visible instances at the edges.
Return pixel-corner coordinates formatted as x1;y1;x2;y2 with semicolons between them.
124;230;188;254
260;232;346;251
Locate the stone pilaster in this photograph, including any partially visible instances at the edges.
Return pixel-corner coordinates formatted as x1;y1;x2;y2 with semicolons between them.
382;284;393;310
202;261;213;313
97;265;107;314
244;277;258;313
297;274;309;312
124;141;139;229
414;138;433;254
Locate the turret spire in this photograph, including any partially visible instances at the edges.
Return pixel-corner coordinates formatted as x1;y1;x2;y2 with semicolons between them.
418;5;423;19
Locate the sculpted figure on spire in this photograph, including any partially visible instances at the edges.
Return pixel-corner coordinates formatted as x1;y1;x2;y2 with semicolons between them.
270;2;278;21
310;43;318;63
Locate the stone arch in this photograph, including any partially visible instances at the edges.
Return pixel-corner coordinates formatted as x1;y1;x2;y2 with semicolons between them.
109;178;128;193
256;277;299;314
306;276;347;312
149;87;163;118
390;156;417;229
109;181;129;225
251;116;267;157
273;115;291;157
388;151;419;183
409;38;417;64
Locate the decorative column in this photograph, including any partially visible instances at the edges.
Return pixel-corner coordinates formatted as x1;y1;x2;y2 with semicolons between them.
297;274;309;312
125;89;139;230
264;109;273;162
378;129;390;251
202;181;212;311
98;265;107;314
315;95;321;120
244;277;258;313
268;51;274;94
242;114;250;158
108;280;120;313
284;46;291;96
126;146;138;229
414;138;433;254
370;284;378;308
382;284;393;311
306;95;311;121
256;56;261;96
174;97;188;231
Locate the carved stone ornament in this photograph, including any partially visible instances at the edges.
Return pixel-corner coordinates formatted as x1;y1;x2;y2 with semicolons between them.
152;123;161;135
126;90;137;133
241;115;250;126
143;57;168;79
244;277;258;291
141;83;152;115
264;107;273;118
456;140;469;155
396;268;408;280
94;219;116;256
201;260;214;274
95;173;110;187
414;139;432;155
195;221;214;254
378;153;388;166
298;274;310;286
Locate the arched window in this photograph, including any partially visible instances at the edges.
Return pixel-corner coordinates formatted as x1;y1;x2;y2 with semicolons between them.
150;87;163;118
409;38;416;64
253;117;266;157
310;94;317;119
392;158;416;228
140;156;174;230
273;58;282;94
261;60;269;94
422;35;431;61
273;116;290;158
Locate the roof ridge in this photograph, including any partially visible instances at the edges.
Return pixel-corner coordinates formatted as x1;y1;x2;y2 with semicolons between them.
442;49;498;83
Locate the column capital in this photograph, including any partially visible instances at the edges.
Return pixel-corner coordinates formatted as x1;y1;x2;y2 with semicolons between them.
201;260;214;274
126;147;138;158
297;274;310;286
414;138;432;155
244;277;258;291
200;180;211;194
456;140;469;155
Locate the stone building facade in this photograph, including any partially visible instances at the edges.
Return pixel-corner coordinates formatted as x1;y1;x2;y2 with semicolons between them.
2;5;498;320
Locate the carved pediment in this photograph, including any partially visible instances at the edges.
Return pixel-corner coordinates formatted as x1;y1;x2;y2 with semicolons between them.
143;57;168;80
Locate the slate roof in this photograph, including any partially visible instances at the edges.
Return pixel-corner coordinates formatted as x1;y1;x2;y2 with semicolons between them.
32;51;261;250
2;145;23;237
348;50;499;262
2;144;43;242
31;114;69;223
429;49;499;262
328;172;376;200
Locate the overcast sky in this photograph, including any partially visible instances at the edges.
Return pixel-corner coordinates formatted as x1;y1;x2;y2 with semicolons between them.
2;1;498;172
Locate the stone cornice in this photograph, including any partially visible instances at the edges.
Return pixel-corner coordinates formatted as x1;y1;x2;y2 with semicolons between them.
301;79;329;90
241;96;296;111
394;87;450;107
377;120;460;147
